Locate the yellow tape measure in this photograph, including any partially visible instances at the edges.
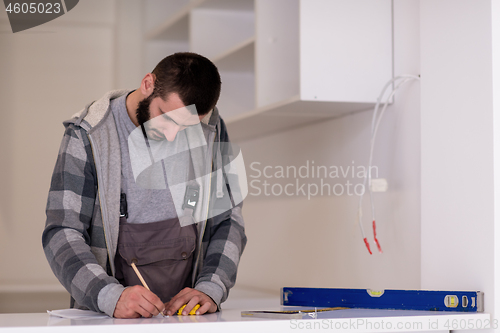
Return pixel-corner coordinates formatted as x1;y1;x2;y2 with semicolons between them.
178;304;201;315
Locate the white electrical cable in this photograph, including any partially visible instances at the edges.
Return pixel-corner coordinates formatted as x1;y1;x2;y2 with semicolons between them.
368;78;413;224
359;75;419;230
358;75;420;254
370;75;420;135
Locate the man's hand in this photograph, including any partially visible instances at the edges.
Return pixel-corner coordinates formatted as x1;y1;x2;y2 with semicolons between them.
113;285;165;318
164;287;217;316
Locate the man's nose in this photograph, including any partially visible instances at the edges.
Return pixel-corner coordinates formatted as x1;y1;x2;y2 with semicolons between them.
163;125;179;142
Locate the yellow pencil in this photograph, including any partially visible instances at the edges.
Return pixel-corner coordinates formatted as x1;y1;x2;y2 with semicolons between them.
131;261;165;317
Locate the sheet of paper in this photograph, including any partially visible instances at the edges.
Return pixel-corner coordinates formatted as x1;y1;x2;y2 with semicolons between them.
47;309;110;319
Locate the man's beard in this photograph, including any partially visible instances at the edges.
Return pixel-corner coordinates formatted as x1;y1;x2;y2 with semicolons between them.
136;94;154;126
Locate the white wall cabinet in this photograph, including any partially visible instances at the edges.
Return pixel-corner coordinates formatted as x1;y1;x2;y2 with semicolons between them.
143;0;392;141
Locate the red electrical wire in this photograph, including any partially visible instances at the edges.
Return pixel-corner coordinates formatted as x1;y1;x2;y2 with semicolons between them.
373;220;383;253
363;237;372;255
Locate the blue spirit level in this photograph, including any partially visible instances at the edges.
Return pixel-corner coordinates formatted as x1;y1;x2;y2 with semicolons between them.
281;287;484;312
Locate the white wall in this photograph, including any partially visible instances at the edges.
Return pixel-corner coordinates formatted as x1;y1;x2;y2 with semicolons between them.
114;0;144;89
235;0;421;294
493;0;500;327
0;0;120;312
420;0;498;326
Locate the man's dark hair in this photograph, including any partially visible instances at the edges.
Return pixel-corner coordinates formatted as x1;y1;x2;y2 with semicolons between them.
151;52;221;116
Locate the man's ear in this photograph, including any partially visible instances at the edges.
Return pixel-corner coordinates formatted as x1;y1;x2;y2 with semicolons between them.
140;73;156;97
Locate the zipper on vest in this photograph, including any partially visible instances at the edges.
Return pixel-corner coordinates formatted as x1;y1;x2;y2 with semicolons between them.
87;133;116;276
192;131;216;284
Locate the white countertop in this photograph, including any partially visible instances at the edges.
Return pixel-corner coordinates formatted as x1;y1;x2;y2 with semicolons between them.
0;299;491;333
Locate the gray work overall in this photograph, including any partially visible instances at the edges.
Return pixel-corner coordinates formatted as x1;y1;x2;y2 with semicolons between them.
114;212;198;303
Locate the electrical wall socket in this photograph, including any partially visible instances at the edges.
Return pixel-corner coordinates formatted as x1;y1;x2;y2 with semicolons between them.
370;178;388;192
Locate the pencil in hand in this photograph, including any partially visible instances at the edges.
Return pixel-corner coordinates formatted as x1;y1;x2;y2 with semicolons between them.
131;259;165;317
